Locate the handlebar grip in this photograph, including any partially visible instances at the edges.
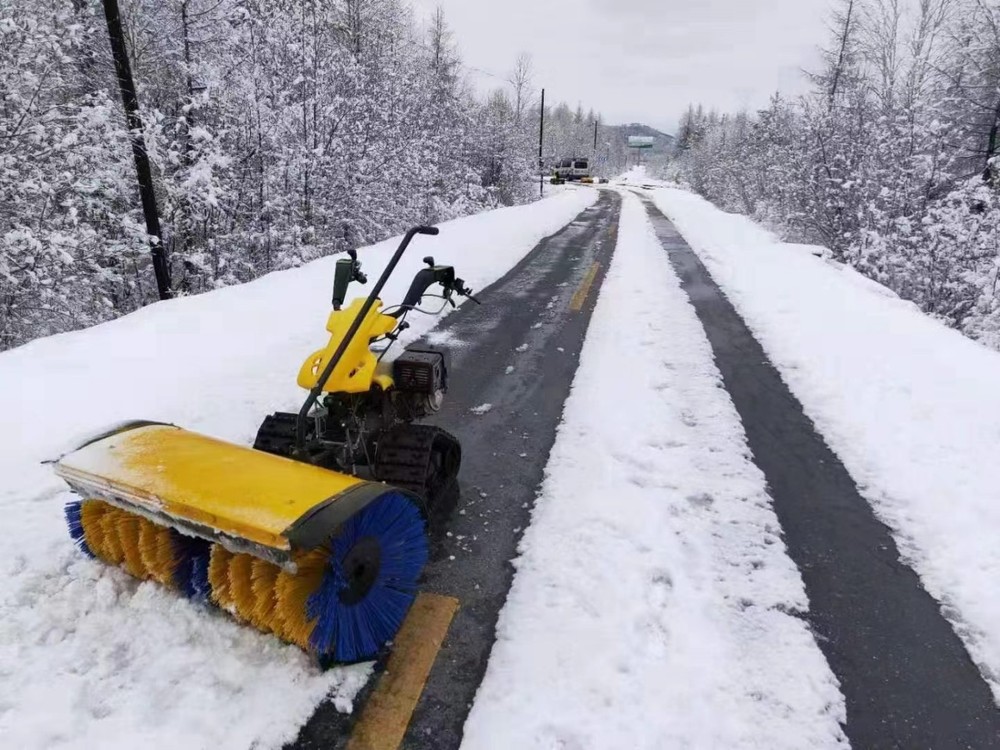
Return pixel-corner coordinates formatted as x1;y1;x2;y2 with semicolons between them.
416;226;439;236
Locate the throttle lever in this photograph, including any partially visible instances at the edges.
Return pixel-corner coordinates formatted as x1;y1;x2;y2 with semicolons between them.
454;277;481;305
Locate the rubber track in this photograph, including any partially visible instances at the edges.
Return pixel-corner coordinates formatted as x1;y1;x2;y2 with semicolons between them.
252;412;300;457
375;424;460;499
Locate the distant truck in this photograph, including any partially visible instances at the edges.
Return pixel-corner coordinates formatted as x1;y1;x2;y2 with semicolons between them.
552;157;590;182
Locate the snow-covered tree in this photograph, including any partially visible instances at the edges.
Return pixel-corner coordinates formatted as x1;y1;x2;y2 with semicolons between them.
0;0;152;347
674;0;1000;349
0;0;617;350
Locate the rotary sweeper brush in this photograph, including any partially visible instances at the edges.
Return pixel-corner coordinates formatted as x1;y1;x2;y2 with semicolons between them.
53;226;480;665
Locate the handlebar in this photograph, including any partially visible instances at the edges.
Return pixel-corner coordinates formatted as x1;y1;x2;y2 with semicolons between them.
301;224;439;449
391;260;480;317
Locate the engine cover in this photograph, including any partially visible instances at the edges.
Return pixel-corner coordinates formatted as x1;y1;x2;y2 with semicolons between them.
393;348;447;394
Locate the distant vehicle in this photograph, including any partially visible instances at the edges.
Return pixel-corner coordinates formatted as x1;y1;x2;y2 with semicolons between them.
552;157;590;182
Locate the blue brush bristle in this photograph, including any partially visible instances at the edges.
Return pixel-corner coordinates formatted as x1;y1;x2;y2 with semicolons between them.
188;547;212;602
64;500;95;558
307;491;428;662
174;536;212;601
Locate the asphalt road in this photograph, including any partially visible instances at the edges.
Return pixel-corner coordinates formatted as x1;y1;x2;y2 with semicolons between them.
291;187;1000;749
288;189;621;750
642;197;1000;749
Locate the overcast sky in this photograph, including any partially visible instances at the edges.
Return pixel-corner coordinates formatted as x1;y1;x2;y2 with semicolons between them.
410;0;832;134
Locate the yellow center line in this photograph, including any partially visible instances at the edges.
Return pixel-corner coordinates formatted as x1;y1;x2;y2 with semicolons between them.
570;262;601;312
346;593;460;750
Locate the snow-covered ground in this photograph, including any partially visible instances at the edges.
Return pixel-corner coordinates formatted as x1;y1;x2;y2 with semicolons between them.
0;188;597;750
651;185;1000;702
19;167;999;748
461;191;847;749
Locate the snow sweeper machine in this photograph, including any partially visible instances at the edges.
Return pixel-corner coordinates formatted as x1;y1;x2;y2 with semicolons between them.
53;226;478;665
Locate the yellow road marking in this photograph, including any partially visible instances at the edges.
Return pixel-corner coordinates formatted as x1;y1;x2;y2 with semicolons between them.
570;262;601;312
347;593;459;750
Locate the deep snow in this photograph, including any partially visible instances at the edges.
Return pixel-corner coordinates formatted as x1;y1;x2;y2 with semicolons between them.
0;188;598;750
651;184;1000;703
460;192;847;749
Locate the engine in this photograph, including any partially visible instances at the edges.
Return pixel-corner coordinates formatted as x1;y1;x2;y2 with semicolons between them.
392;348;448;418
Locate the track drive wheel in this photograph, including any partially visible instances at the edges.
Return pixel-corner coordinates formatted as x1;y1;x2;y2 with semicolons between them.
374;425;461;505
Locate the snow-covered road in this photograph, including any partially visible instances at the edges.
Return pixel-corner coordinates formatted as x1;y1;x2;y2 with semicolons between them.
650;184;1000;706
461;192;846;749
8;169;1000;749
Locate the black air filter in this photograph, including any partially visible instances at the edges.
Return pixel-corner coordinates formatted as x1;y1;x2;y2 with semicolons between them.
393;349;446;394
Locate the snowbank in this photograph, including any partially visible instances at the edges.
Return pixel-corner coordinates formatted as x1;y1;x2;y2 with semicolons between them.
612;165;676;190
0;188;597;750
652;186;1000;702
461;192;846;749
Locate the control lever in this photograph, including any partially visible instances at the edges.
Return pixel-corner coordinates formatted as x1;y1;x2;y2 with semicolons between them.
453;277;481;305
332;249;367;310
349;249;367;284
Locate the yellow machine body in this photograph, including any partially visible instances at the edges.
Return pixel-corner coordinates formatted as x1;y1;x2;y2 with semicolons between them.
297;298;397;394
54;422;390;563
54;420;425;659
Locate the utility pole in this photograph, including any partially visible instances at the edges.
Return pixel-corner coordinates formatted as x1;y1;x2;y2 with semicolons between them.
538;88;545;198
102;0;171;300
592;119;598;174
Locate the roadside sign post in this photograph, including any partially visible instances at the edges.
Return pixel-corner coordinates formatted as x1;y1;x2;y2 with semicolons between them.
626;135;654;169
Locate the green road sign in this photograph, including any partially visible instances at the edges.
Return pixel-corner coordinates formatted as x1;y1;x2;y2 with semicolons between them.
627;136;655;149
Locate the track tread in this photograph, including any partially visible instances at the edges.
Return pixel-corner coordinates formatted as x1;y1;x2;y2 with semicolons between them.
252;412;299;457
375;424;461;501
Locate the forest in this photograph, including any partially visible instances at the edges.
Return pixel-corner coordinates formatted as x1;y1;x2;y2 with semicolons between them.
673;0;1000;350
0;0;621;350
